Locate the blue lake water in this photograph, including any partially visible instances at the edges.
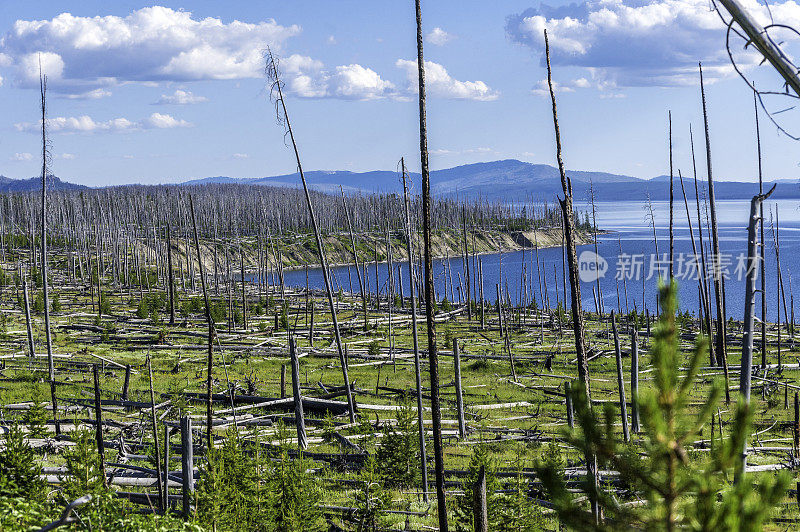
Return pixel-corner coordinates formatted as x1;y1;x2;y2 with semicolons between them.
273;199;800;319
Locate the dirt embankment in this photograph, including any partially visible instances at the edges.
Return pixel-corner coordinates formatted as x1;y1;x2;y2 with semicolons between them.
162;227;594;273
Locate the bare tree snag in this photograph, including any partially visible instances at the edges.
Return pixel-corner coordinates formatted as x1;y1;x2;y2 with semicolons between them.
401;158;429;502
545;28;599;522
414;1;448;528
266;50;356;423
700;64;730;404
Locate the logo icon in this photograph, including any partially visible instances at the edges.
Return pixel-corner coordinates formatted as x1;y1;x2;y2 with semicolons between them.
578;250;608;283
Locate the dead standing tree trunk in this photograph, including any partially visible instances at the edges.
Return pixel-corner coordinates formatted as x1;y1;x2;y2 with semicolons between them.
166;224;176;325
266;50;356;423
462;207;471;320
691;130;716;366
700;63;731;404
39;63;59;435
23;280;35;358
544;29;600;522
341;186;369;331
738;185;775;481
754;91;767;368
414;1;448;529
189;196;216;449
668;111;674;279
401;158;429;502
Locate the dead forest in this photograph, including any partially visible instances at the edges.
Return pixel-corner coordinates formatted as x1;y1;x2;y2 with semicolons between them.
3;1;800;531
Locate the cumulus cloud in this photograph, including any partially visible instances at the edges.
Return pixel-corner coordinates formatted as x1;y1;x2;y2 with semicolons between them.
532;79;573;95
17;51;64;83
531;76;614;96
505;0;797;87
232;153;249;159
281;54;396;100
328;64;396;100
57;153;76;159
143;112;191;128
396;59;499;101
0;7;406;101
64;88;112;99
14;112;191;133
0;7;300;91
572;77;590;88
155;89;208;104
426;27;455;46
11;152;33;161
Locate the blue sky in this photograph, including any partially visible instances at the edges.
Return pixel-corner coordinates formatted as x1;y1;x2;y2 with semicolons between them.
0;0;798;186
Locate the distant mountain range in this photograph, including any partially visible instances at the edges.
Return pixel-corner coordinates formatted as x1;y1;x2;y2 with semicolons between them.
180;159;800;201
0;175;87;193
2;160;798;201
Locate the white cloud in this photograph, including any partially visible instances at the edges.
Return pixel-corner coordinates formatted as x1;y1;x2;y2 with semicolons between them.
572;77;591;88
142;112;191;128
281;54;327;98
11;152;33;161
281;55;396;100
396;59;499;101
531;79;574;96
329;64;395;100
64;88;112;99
232;153;249;159
531;76;625;99
15;112;191;133
56;153;76;159
0;8;405;101
1;7;300;91
531;77;605;95
18;51;64;84
426;27;455;46
156;89;208;104
0;53;9;86
327;35;337;45
505;0;797;87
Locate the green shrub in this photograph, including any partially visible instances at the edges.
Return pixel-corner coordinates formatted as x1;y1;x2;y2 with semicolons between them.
354;457;392;531
279;305;289;330
0;497;56;531
136;298;150;319
368;340;381;357
60;429;106;501
268;451;327;531
454;445;503;531
443;327;454;349
0;424;46;499
210;301;227;324
536;281;791;530
197;427;325;531
22;393;48;439
33;294;44;314
99;295;112;315
376;402;421;488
